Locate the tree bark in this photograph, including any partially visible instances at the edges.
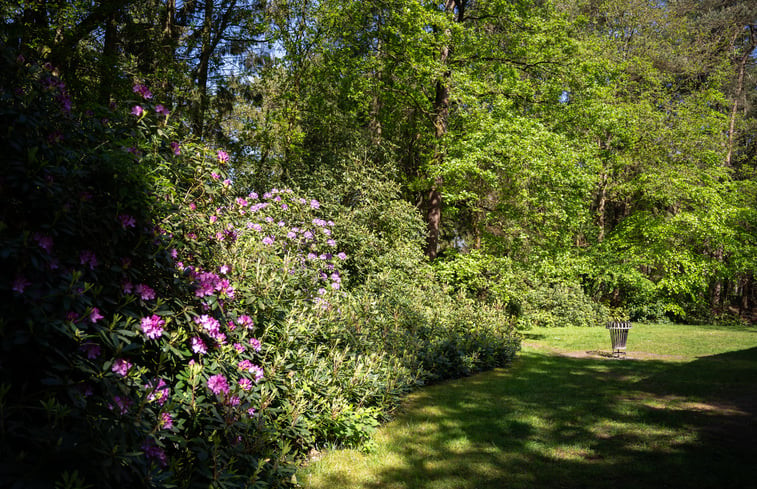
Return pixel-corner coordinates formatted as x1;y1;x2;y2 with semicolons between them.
425;0;461;260
725;25;756;167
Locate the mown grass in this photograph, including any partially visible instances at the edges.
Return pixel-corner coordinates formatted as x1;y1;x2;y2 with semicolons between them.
298;323;757;489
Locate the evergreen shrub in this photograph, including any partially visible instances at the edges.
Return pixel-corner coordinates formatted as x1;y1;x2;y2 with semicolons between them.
0;50;521;488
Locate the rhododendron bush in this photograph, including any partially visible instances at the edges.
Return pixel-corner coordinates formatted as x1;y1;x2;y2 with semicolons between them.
0;50;519;488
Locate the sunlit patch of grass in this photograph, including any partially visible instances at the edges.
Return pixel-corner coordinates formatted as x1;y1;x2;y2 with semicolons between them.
299;324;757;489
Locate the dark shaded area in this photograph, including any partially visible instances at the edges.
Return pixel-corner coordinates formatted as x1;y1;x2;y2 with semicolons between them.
314;348;757;489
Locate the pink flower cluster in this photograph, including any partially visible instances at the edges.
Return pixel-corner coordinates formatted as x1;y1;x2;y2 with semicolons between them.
192;270;234;298
140;314;165;339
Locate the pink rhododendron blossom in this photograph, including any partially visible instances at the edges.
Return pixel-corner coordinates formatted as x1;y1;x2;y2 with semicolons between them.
33;233;53;253
236;315;253;329
160;412;173;429
79;342;101;359
250;365;264;382
140;314;165;339
217;150;229;163
80;250;97;269
233;342;245;353
155;104;169;115
249;338;261;352
310;199;320;209
191;337;207;354
170;141;181;155
337;252;347;260
223;179;231;187
146;378;170;405
132;83;153;99
142;439;167;466
135;283;156;300
248;407;257;417
131;105;144;117
209;215;217;223
12;276;30;294
110;395;133;414
122;281;134;294
262;236;274;246
327;239;336;247
238;359;254;372
227;395;241;406
89;307;104;323
211;172;220;180
238;378;253;391
207;374;229;395
118;214;136;228
112;358;132;377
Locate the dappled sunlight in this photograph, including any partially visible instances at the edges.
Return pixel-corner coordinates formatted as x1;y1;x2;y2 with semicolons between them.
302;346;757;489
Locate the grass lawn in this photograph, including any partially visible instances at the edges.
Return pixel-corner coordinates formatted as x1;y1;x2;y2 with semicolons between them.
298;323;757;489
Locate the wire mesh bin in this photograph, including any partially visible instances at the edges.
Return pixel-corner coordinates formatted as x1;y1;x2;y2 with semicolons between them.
606;321;632;358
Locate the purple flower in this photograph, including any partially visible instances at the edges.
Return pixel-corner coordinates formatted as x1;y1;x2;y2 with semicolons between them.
155;104;170;115
310;199;320;209
118;214;136;228
248;407;257;417
110;395;133;415
132;83;153;99
194;314;221;337
170;141;180;155
249;365;264;382
191;337;207;354
337;252;347;260
207;374;229;395
80;250;98;269
123;281;134;294
79;342;101;359
142;439;167;467
233;342;246;353
89;307;104;323
237;315;254;329
249;338;261;352
217;150;229;163
262;236;274;246
131;105;144;117
223;179;231;187
238;378;253;391
12;276;31;294
112;358;132;377
327;239;336;247
140;314;165;339
146;378;170;406
303;231;314;240
135;284;156;300
160;412;173;429
33;233;53;253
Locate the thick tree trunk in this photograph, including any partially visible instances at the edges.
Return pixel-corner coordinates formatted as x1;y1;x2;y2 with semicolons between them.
425;0;461;260
98;10;118;105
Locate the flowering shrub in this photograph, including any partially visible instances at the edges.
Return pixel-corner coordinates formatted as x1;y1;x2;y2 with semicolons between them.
0;49;520;488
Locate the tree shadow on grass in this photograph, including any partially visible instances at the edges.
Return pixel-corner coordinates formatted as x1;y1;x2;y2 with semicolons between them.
313;348;757;489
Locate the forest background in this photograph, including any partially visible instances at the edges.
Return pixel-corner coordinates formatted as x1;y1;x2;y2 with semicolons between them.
1;0;756;487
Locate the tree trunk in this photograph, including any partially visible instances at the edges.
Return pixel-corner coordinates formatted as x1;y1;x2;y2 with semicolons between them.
425;0;461;260
193;0;214;137
98;10;118;105
725;26;756;167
